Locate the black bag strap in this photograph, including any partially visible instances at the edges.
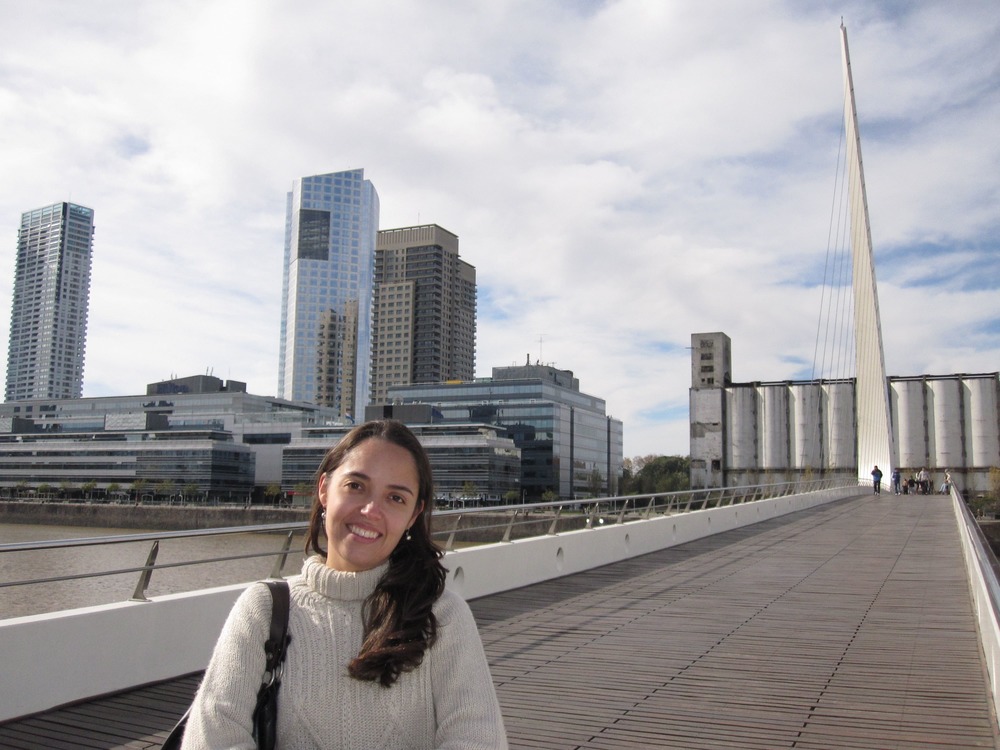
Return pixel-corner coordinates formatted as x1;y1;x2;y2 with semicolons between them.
161;579;291;750
261;580;291;685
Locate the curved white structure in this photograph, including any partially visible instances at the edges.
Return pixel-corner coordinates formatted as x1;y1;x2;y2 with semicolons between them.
930;378;963;469
841;24;895;480
792;384;823;468
968;377;1000;467
728;388;758;470
760;386;789;470
825;381;855;469
894;379;926;468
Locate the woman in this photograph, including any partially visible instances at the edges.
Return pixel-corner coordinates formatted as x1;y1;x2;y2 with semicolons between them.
181;420;508;749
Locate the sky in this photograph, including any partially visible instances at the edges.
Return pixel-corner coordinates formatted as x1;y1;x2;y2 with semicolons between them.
0;0;997;459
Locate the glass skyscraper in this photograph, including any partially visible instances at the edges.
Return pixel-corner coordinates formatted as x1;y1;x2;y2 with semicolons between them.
6;202;94;402
277;169;379;421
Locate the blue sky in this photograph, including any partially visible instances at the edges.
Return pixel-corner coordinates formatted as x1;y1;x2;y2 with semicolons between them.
0;0;997;457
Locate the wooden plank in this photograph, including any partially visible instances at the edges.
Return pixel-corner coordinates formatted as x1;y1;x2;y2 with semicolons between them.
1;495;996;749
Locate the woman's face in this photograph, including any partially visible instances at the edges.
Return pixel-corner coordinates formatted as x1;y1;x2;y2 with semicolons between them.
318;438;423;572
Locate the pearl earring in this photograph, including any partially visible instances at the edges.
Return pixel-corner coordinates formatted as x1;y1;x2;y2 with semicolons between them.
405;528;412;541
321;509;326;522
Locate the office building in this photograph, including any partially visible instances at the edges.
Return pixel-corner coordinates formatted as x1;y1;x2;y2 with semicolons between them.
689;332;1000;493
370;225;476;404
6;202;94;401
387;363;624;500
0;374;341;499
278;169;379;421
282;412;520;505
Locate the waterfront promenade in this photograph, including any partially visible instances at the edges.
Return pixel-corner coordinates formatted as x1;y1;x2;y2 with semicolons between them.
1;492;996;748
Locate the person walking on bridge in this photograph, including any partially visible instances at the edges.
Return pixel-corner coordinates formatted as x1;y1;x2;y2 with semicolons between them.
871;465;883;495
918;467;930;495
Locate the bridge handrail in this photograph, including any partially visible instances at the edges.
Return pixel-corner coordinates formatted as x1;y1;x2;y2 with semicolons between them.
951;484;1000;723
0;477;856;603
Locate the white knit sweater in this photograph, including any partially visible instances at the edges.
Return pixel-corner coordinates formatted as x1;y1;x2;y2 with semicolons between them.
181;556;508;749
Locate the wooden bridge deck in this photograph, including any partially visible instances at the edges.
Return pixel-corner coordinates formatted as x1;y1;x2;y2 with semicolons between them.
1;493;996;749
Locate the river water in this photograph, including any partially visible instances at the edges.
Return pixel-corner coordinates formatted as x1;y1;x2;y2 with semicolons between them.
0;523;309;620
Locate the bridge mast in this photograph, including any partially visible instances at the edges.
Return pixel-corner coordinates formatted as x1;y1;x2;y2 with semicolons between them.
840;23;896;481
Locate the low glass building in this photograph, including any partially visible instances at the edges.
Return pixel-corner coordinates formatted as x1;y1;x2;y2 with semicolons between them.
280;420;520;505
387;364;624;501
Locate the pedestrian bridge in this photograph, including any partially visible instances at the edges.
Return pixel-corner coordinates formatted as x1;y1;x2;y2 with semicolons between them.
1;485;999;749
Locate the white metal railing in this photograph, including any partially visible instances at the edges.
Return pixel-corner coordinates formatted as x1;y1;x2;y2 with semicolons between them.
951;484;1000;727
0;479;859;722
0;478;854;603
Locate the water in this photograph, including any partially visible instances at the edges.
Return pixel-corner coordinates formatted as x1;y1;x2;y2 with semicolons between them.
0;523;309;620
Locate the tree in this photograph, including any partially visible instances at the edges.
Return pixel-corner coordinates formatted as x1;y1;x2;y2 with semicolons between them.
586;469;605;497
265;483;283;505
130;478;148;502
183;482;200;502
81;480;97;499
155;479;176;500
621;455;691;495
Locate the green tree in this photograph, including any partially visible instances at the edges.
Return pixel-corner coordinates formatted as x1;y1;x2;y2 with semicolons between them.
621;455;690;495
265;483;283;504
130;478;148;502
81;480;97;499
586;469;605;497
155;479;176;499
183;482;200;502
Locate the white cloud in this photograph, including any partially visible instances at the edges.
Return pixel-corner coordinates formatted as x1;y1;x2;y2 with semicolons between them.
0;0;997;458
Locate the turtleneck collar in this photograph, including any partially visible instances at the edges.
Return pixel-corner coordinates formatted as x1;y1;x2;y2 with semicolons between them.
301;555;388;602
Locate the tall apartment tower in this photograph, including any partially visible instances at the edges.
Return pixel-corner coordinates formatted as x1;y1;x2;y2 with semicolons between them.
6;202;95;401
370;225;476;404
278;169;379;421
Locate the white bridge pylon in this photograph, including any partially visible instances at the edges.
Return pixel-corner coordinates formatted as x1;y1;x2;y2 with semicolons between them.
841;23;896;482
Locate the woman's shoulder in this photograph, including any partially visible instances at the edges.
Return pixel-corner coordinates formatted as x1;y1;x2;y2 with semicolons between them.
434;588;477;627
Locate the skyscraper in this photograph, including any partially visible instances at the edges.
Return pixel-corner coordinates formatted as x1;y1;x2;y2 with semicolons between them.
370;224;476;404
6;202;94;401
278;169;379;421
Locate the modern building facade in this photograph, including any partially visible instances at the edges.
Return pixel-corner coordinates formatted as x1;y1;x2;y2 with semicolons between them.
6;202;94;402
689;332;1000;494
0;374;342;499
278;169;379;421
387;363;624;500
370;225;476;404
281;414;520;505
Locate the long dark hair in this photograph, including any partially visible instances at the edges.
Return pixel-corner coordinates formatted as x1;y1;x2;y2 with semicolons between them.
305;420;446;686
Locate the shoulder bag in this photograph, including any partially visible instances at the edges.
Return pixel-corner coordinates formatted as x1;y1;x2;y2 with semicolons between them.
162;579;292;750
